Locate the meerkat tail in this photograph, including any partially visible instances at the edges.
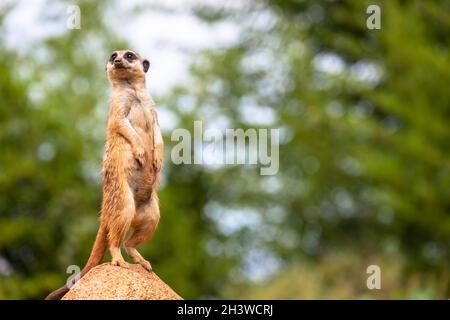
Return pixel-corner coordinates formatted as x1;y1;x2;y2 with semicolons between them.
80;222;108;274
45;223;108;300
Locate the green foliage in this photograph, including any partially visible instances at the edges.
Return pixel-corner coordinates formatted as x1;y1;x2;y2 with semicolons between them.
179;0;450;296
226;251;449;299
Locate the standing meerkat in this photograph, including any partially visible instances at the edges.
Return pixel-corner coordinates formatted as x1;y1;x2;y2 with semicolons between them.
46;50;163;300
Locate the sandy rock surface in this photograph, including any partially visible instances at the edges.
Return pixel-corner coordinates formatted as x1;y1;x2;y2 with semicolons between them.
62;263;182;300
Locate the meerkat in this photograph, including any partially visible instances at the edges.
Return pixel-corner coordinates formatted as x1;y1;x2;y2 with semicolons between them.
45;50;163;300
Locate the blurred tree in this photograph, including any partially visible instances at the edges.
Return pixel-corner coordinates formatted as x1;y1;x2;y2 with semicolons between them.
176;0;450;296
226;251;448;299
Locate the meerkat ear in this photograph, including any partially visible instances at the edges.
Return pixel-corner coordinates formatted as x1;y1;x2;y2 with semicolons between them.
143;60;150;73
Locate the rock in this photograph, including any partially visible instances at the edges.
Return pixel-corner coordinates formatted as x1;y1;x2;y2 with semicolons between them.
62;263;182;300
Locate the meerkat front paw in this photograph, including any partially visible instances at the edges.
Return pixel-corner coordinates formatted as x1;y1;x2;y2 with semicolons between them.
152;156;163;172
133;145;146;167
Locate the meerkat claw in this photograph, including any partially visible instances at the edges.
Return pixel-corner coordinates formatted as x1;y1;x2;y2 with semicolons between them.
140;260;152;272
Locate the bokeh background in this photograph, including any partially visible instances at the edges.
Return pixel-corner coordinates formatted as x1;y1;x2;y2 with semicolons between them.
0;0;449;299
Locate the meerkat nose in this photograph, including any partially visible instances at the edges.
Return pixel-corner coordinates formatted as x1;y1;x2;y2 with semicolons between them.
114;59;122;64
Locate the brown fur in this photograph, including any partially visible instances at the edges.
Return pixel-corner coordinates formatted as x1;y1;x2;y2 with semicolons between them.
45;50;163;300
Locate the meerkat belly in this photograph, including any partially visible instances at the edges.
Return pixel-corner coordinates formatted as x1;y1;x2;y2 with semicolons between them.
129;127;156;205
104;137;154;206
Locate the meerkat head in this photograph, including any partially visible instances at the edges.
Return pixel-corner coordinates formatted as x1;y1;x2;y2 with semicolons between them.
106;50;150;84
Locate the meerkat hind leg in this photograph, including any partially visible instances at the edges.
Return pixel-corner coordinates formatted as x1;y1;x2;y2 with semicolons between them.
125;196;160;271
107;186;135;268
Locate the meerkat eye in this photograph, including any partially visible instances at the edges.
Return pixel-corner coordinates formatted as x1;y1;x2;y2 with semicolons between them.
126;53;134;60
110;53;117;61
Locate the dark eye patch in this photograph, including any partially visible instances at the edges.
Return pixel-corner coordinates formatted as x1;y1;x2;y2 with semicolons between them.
125;52;135;61
110;53;117;62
